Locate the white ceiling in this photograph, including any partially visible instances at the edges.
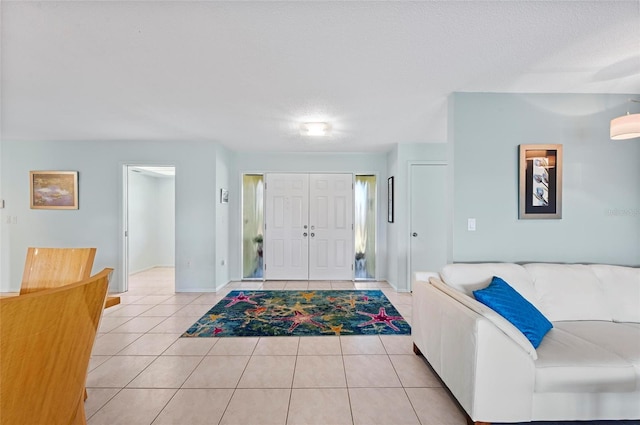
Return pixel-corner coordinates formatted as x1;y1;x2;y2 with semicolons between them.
2;1;639;153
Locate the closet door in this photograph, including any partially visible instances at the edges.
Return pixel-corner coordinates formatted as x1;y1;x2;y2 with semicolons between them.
308;174;354;280
409;164;448;288
265;174;309;280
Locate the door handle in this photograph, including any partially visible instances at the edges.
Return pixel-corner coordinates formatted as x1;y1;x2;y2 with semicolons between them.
303;232;308;237
412;232;418;237
310;233;315;237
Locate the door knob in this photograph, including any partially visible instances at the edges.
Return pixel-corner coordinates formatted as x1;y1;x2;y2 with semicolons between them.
303;232;308;237
310;233;315;237
412;232;418;237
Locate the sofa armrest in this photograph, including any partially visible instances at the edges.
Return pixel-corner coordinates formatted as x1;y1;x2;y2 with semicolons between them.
412;275;536;423
429;277;538;360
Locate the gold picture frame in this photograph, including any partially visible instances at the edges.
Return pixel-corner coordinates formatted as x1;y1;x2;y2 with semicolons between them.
518;145;562;219
30;171;79;210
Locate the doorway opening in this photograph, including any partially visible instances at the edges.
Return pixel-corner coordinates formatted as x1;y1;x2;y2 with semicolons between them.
123;165;176;292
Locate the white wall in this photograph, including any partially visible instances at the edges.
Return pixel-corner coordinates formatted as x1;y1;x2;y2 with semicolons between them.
0;140;219;292
128;170;175;274
156;177;176;266
0;140;6;288
215;145;234;289
128;171;157;273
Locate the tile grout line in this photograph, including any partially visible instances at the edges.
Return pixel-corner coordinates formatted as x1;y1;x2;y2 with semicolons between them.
339;334;357;425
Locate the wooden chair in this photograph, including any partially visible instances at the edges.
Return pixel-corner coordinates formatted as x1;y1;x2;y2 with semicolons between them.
0;268;112;425
20;247;97;294
20;247;120;308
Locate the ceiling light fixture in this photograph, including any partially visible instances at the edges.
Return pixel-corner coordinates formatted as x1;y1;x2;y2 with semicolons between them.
610;99;640;140
300;122;331;137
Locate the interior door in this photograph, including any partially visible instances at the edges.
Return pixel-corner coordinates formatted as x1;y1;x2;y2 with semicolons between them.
409;164;448;285
265;174;309;280
309;174;354;280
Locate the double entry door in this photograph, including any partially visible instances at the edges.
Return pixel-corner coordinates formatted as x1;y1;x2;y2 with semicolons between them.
265;173;353;281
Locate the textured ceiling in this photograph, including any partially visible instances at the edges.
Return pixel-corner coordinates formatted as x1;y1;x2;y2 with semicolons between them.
2;1;639;152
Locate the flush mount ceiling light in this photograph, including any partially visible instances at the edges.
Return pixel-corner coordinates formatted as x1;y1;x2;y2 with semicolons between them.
610;99;640;140
300;122;331;137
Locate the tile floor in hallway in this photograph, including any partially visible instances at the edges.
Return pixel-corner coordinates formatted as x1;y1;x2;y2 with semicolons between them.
86;267;467;425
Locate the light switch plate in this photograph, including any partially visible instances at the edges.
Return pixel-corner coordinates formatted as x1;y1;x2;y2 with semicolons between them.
467;218;476;231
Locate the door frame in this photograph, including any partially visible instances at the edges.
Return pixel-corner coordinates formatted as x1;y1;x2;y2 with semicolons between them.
406;161;450;292
120;163;176;293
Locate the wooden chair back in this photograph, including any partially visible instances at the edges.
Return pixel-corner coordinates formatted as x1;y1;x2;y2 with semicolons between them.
0;268;112;425
20;247;97;295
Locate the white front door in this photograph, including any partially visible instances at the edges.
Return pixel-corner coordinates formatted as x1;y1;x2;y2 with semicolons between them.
309;174;354;280
264;173;354;281
409;164;448;286
265;174;309;280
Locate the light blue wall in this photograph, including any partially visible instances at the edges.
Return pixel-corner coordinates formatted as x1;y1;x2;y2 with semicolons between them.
0;140;220;292
2;94;636;294
215;145;235;289
156;177;176;267
452;93;640;266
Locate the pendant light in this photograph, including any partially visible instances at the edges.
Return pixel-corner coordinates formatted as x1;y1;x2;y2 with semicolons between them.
610;99;640;140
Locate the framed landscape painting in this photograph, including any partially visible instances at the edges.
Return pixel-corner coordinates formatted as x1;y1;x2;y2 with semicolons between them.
518;145;562;219
30;171;79;210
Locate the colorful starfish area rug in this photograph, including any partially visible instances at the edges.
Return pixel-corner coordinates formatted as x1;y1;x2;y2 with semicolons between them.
182;290;411;337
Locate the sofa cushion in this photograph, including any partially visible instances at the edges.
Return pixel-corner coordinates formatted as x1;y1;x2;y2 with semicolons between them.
473;276;553;348
535;326;636;393
440;263;538;304
589;264;640;323
523;263;612;322
553;321;640;373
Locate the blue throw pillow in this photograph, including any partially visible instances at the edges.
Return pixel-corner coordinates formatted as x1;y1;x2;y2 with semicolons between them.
473;276;553;348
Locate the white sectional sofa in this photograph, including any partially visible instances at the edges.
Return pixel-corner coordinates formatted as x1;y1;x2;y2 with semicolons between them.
412;263;640;424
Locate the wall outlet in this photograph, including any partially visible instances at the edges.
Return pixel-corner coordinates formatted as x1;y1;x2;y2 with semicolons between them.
467;218;476;231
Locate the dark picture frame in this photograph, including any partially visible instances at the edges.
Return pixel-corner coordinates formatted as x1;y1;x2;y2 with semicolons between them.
30;171;79;210
387;176;394;223
519;144;563;219
220;188;229;204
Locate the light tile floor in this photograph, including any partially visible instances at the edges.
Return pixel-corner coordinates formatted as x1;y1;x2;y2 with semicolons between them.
86;267;467;425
